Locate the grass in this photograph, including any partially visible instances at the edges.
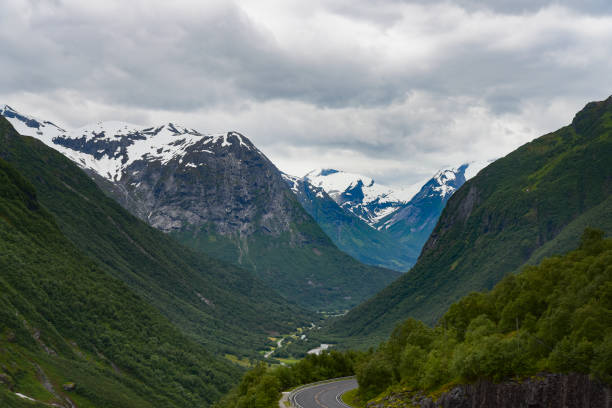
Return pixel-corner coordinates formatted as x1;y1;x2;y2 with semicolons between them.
225;355;253;368
276;358;300;365
341;388;364;408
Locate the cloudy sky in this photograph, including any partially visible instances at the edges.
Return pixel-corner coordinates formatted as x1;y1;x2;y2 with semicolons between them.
2;0;612;186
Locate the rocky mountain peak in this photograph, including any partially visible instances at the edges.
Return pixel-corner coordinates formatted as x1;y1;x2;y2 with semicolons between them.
303;168;416;226
1;104;66;135
1;106;261;183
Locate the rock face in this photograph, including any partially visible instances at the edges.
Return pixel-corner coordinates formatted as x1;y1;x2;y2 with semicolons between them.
367;374;611;408
1;106;399;311
81;129;303;238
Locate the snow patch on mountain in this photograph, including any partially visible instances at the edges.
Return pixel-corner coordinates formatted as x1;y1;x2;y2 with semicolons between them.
305;169;420;204
0;105;66;142
281;173;301;194
1;105;252;182
282;172;330;201
426;160;493;199
432;168;458;198
303;160;494;230
303;168;426;226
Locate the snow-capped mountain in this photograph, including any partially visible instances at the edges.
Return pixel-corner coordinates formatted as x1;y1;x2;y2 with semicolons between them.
1;105;256;184
287;161;494;271
304;169;423;227
0;104;290;234
375;160;492;232
282;172;417;271
302;162;490;230
1;105;399;310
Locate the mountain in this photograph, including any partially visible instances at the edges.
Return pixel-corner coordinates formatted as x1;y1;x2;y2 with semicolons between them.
304;168;420;227
0;105;399;311
0;113;312;360
328;95;612;347
354;230;612;405
282;173;415;271
291;163;490;271
0;116;241;407
374;162;490;261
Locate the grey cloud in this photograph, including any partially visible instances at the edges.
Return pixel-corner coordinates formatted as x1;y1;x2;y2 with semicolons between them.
2;0;611;113
445;0;612;14
1;2;274;109
351;0;612;14
1;0;612;187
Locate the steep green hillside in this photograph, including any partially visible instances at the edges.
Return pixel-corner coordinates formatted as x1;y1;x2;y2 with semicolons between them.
0;116;312;358
1;107;400;313
211;231;611;407
329;96;612;346
174;225;400;312
525;194;612;266
0;157;238;407
356;230;611;401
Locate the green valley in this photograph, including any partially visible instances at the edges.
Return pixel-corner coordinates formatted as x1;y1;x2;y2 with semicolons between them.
220;229;612;407
2;3;612;408
0;116;313;359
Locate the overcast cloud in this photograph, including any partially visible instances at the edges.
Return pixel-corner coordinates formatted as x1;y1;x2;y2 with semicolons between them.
1;0;612;186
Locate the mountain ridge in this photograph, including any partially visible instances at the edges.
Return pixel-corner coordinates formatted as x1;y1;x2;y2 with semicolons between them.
304;168;422;227
0;115;244;407
0;114;313;358
284;162;491;271
1;105;400;311
327;95;612;347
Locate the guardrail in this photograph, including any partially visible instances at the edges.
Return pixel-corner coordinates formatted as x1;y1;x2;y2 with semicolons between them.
284;376;356;408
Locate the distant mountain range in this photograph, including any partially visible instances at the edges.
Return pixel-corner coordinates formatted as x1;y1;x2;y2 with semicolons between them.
0;105;399;311
283;162;490;271
328;95;612;348
0;104;492;278
303;168;422;226
2;95;610;407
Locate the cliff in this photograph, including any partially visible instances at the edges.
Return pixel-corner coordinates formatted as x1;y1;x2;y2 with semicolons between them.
368;373;611;408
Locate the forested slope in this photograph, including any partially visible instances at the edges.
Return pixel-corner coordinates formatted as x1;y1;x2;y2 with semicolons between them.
329;96;612;346
356;229;612;403
211;230;611;408
0;157;238;407
0;115;312;358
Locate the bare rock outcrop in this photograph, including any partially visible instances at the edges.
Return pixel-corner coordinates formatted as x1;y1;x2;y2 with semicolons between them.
368;373;611;408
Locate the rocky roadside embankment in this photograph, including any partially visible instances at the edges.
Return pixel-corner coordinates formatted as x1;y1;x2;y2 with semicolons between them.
367;373;610;408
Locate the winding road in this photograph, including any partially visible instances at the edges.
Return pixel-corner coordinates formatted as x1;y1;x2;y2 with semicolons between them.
291;378;357;408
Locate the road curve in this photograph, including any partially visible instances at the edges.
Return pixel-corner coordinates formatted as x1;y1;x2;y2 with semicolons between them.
292;378;357;408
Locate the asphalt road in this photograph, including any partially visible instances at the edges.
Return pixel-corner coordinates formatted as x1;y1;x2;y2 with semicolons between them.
292;378;357;408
